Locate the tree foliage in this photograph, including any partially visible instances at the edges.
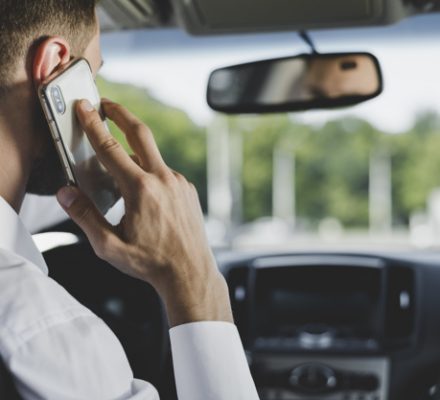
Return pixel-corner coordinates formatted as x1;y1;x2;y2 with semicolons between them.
97;77;208;211
97;77;440;229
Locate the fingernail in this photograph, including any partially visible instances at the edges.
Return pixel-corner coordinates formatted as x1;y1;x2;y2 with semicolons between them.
80;99;95;112
57;186;79;209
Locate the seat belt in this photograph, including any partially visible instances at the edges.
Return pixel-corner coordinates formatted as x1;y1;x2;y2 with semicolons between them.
0;357;22;399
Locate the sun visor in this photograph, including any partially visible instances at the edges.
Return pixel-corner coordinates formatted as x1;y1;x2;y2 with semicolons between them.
98;0;172;31
171;0;411;35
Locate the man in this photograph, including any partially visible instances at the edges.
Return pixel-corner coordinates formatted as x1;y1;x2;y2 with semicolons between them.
0;1;259;399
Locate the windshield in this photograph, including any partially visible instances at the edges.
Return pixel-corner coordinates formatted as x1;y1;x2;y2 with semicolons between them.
98;16;440;251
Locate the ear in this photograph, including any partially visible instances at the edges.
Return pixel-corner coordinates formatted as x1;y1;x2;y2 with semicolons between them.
33;37;71;87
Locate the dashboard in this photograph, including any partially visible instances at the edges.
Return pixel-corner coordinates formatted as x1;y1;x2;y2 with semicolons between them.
217;251;440;400
41;232;440;400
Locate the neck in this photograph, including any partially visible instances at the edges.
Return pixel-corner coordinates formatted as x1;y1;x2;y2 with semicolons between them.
0;85;37;213
0;121;32;213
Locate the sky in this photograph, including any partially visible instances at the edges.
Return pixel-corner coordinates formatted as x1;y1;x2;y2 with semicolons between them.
100;23;440;134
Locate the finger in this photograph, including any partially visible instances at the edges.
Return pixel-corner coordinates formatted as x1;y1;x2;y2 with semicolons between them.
130;154;141;166
56;186;122;262
101;99;166;174
76;100;142;189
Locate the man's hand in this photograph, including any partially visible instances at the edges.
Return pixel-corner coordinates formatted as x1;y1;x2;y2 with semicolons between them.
56;99;233;327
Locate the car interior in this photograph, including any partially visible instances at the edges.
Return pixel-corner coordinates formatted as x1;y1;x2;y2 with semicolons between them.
6;0;440;399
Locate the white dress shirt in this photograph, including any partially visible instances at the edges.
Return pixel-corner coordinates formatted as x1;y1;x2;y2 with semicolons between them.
0;196;259;400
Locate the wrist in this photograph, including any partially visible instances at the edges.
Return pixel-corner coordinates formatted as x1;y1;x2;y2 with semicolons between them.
163;272;234;328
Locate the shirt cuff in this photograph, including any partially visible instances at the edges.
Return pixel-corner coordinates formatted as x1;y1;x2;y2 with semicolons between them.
169;321;259;400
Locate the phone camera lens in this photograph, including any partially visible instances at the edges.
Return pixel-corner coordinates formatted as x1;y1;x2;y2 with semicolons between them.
51;86;66;115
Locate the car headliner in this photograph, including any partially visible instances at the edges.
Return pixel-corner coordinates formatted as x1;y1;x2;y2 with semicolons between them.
101;13;440;55
97;0;440;34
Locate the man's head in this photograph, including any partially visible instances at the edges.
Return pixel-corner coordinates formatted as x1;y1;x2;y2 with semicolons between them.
0;0;102;199
0;0;99;93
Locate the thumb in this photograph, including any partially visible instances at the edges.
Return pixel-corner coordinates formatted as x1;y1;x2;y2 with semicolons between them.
56;186;118;259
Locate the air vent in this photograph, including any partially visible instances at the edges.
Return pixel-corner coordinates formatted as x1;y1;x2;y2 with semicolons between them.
227;266;251;344
384;266;416;345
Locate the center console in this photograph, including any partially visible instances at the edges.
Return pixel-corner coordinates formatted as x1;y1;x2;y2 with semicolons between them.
227;254;416;400
253;355;389;400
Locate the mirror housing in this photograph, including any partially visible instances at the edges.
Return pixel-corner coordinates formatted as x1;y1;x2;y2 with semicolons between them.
207;52;383;114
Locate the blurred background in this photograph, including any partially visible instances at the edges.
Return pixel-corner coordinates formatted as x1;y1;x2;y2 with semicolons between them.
95;21;440;251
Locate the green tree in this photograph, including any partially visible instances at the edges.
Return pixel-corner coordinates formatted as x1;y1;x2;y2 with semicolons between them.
96;77;208;211
392;111;440;221
96;77;440;231
239;114;293;221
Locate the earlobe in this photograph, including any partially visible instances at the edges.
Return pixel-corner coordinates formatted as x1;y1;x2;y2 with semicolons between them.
33;37;71;86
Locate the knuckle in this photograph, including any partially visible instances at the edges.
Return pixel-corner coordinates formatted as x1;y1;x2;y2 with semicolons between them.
98;136;120;153
85;114;103;131
133;174;151;192
173;171;185;181
131;121;148;135
103;101;120;113
94;244;107;261
132;122;154;141
94;233;113;260
105;101;119;110
75;203;92;225
161;169;178;186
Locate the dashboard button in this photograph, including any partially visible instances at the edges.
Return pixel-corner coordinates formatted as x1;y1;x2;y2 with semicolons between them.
289;364;338;393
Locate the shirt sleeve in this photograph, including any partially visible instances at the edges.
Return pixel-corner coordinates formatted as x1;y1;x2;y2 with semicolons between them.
169;322;260;400
5;314;159;400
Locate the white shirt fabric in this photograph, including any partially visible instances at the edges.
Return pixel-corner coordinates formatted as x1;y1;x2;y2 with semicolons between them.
19;194;68;234
0;196;259;400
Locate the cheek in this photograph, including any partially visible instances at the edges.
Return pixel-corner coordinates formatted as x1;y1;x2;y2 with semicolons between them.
31;98;52;152
86;53;101;77
82;34;102;76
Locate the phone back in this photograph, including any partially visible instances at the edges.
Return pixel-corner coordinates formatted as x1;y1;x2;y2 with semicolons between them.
40;59;119;215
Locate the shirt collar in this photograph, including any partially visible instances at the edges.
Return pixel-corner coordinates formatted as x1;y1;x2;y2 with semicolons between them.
0;196;49;275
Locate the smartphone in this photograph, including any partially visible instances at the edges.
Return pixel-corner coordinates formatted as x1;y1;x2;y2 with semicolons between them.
38;58;119;215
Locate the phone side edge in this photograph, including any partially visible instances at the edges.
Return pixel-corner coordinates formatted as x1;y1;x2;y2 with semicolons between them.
37;87;78;186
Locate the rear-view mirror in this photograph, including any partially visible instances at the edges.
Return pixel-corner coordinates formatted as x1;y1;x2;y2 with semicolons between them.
207;53;383;114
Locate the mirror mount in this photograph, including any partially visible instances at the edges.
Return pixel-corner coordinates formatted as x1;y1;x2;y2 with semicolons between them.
299;31;319;54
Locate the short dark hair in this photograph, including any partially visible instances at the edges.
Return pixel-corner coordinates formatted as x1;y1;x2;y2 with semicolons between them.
0;0;98;90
